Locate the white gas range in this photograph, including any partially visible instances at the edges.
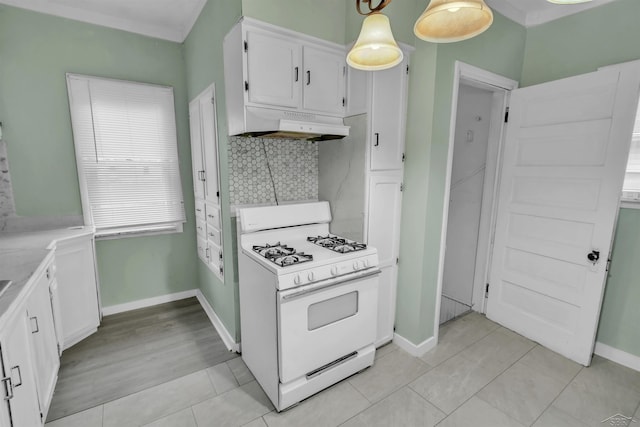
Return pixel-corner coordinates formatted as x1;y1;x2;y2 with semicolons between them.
237;201;380;411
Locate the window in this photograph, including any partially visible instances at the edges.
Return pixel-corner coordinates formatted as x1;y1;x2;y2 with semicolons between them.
67;74;185;237
622;108;640;204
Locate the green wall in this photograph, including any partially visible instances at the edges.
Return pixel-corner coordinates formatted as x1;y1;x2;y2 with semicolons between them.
242;0;346;45
0;5;198;306
521;0;640;357
396;11;527;344
183;0;242;340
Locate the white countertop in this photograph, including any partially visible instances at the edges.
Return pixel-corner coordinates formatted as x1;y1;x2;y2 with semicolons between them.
0;226;94;250
0;226;94;323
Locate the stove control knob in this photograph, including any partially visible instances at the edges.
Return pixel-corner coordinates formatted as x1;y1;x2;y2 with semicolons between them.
353;262;359;271
331;266;338;276
307;272;315;282
294;275;301;285
363;259;370;268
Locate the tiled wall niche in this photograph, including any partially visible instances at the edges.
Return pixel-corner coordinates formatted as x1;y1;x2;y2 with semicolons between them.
228;136;318;206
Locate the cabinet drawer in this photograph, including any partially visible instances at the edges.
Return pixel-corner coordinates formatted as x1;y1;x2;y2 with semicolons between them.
195;199;206;221
205;203;221;228
196;219;207;237
207;226;222;245
197;236;207;262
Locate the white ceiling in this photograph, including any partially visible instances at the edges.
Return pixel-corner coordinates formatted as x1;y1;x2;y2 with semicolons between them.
0;0;622;42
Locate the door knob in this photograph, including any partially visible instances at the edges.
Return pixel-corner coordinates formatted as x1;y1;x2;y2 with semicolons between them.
587;250;600;264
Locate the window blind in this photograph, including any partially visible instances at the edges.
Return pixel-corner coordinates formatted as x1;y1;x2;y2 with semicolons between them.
67;74;186;236
623;110;640;202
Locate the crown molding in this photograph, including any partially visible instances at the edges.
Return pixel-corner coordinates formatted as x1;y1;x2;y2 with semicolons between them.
0;0;207;43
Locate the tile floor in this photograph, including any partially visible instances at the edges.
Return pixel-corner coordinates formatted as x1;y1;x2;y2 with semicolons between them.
46;312;640;427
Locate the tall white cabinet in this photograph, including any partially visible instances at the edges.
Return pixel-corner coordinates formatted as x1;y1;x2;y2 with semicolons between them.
189;84;224;280
350;49;412;347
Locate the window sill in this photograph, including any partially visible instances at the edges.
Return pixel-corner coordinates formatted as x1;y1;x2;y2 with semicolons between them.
620;201;640;210
95;223;184;240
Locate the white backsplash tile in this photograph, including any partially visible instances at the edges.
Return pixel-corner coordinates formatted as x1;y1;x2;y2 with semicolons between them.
229;136;318;205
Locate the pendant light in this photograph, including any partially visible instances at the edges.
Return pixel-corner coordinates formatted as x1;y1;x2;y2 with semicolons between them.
347;0;403;71
414;0;494;43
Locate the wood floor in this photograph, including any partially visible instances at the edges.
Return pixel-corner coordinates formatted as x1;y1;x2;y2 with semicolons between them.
46;297;238;422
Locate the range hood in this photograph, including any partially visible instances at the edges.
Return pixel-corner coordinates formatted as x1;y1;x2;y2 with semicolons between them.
235;106;350;141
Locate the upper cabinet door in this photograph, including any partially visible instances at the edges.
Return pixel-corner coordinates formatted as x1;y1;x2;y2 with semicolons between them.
370;58;409;171
199;88;220;205
302;46;346;115
246;30;301;108
189;99;205;200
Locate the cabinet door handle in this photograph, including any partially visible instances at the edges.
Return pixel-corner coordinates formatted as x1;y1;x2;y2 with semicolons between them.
1;376;13;400
30;316;39;334
374;133;380;147
205;247;210;259
294;67;299;82
306;70;311;86
11;366;22;387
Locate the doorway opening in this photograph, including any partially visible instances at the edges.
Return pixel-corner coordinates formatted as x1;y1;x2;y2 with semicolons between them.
435;63;518;329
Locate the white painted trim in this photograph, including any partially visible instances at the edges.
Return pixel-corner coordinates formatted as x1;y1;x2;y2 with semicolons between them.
594;342;640;372
101;289;197;316
392;333;436;358
196;290;241;353
434;61;518;345
620;201;640;210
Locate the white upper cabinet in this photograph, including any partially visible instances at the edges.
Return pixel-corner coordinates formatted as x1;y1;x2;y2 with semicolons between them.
189;85;221;206
345;67;369;117
370;57;410;171
224;17;347;134
189;101;205;200
246;30;301;108
302;46;346;115
200;93;221;204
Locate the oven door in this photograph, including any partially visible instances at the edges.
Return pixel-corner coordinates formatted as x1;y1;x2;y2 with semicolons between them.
277;269;379;384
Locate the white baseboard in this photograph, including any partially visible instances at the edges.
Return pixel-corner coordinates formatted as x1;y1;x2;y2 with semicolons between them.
393;333;436;357
196;290;241;353
101;289;198;316
594;341;640;372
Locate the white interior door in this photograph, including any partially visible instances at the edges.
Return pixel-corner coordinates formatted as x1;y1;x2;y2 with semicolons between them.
486;66;640;365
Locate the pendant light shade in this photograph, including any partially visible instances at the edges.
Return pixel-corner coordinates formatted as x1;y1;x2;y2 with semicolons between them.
347;13;404;71
414;0;493;43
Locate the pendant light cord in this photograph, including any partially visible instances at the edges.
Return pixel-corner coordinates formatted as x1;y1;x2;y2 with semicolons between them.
261;139;279;206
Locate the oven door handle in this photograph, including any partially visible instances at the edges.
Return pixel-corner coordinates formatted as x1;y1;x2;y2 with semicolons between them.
280;268;380;301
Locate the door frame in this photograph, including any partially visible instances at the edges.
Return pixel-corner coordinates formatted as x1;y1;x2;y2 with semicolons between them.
433;62;518;335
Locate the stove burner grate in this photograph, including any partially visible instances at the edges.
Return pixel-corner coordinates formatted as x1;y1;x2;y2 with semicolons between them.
307;235;367;253
252;242;313;267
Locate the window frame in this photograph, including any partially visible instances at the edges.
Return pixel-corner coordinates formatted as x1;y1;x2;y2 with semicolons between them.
66;73;186;239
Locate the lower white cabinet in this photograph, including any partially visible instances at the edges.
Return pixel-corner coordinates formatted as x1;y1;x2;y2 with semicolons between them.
366;172;404;347
0;257;59;426
55;235;100;350
25;268;60;417
0;313;43;426
376;265;398;346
